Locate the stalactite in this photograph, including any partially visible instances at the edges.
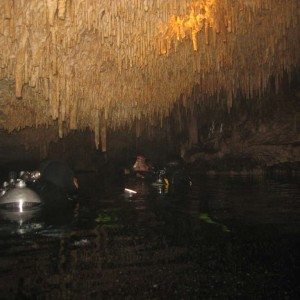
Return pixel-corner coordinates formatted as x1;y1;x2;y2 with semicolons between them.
58;119;63;138
188;113;198;146
15;49;25;98
136;119;141;139
0;0;299;148
94;111;100;149
58;0;66;20
101;124;107;152
47;0;58;26
4;0;11;19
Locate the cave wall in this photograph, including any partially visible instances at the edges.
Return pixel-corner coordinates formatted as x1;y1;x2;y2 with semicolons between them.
183;77;300;173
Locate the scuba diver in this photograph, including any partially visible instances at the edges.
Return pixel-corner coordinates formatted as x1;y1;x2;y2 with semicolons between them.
29;160;79;218
163;157;192;187
0;160;78;207
124;155;156;180
152;158;192;195
123;155;192;197
151;157;192;194
124;155;191;185
36;160;78;194
0;160;79;225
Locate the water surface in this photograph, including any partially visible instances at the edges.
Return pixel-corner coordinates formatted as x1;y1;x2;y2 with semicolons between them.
0;172;299;299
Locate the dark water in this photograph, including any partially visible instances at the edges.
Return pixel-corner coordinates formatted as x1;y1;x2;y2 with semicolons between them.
0;172;299;299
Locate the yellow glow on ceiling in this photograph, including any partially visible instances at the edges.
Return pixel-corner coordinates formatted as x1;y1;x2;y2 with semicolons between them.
164;1;216;51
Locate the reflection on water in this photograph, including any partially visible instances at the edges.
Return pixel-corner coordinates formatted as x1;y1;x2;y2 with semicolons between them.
0;172;299;299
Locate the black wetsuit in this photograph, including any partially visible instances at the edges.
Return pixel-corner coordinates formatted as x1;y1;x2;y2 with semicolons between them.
37;160;77;194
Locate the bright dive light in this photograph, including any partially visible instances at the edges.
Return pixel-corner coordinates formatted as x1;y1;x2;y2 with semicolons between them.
19;200;23;213
124;188;137;194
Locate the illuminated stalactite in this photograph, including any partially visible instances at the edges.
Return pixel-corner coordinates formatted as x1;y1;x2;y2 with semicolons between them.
0;0;299;149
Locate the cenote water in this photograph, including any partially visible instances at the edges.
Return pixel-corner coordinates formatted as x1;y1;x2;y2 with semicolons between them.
0;171;299;299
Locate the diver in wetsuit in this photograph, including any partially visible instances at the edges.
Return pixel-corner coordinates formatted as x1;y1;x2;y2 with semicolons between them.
36;160;78;193
124;155;156;181
164;158;191;186
0;160;79;225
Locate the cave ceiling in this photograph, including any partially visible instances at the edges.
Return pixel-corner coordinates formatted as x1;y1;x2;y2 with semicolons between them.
0;0;300;150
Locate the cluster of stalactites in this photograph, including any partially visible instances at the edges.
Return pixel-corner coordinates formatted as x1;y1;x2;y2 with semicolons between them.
0;0;299;150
